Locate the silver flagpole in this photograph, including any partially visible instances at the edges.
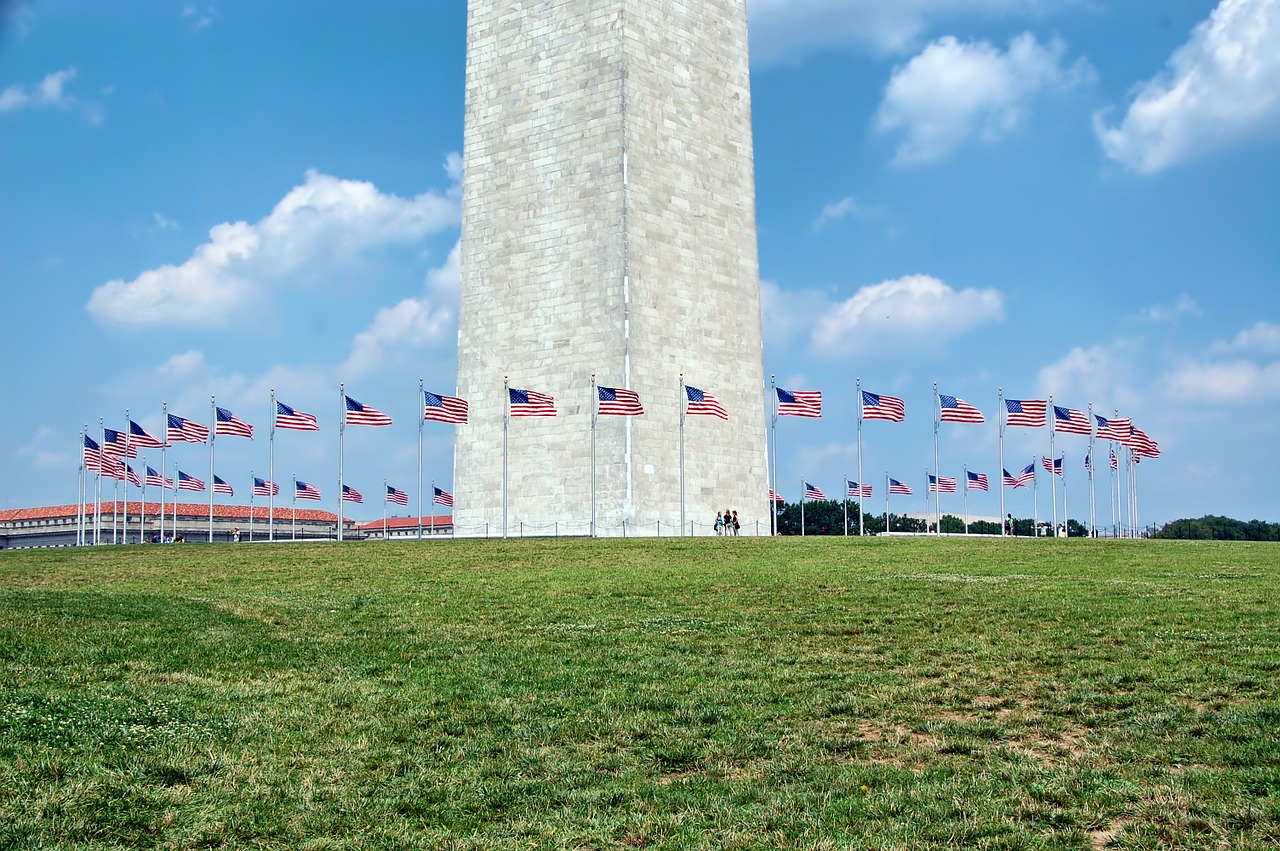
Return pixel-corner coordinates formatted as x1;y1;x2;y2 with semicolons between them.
208;396;216;543
338;384;345;542
1087;403;1096;537
933;383;940;535
123;408;131;544
998;389;1006;536
1063;454;1069;537
503;375;509;539
96;418;104;545
159;403;167;544
679;374;686;536
856;377;864;537
112;477;118;545
770;375;778;537
172;459;178;539
1048;395;1057;535
383;477;388;541
249;469;255;543
800;477;805;537
431;479;436;536
591;373;597;538
963;465;969;535
885;473;890;534
77;426;85;546
292;476;297;541
139;454;147;543
269;389;276;542
843;475;848;537
418;378;424;541
1033;462;1039;536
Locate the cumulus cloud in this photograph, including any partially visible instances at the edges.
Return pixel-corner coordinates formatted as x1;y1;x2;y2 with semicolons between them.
1036;343;1136;408
746;0;1051;61
1213;320;1280;354
875;33;1092;165
810;274;1002;356
1162;359;1280;403
759;278;830;350
813;197;860;230
86;164;461;327
1095;0;1280;173
1138;294;1201;322
0;67;77;113
340;242;460;378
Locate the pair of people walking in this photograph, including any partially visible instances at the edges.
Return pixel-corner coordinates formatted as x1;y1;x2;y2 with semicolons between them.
714;510;740;536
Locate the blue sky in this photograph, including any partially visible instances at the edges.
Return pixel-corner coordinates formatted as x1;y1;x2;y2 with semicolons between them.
2;0;1278;527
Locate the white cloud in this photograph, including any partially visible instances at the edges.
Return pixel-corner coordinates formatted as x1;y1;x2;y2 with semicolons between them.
86;163;461;327
0;67;77;114
1138;294;1201;322
1036;342;1141;411
1095;0;1280;173
759;278;829;350
1213;320;1280;354
810;274;1003;356
340;242;460;378
746;0;1053;61
183;3;219;31
152;212;180;232
813;197;859;230
1162;359;1280;403
876;33;1092;165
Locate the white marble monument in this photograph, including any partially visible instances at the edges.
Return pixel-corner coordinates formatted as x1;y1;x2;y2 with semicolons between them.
455;0;769;536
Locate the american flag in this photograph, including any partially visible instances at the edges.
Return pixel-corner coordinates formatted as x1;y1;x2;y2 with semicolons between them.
101;428;139;458
1053;406;1091;436
803;482;826;500
685;385;728;420
386;485;409;506
929;475;958;493
769;488;784;503
1003;464;1035;488
966;471;989;491
1094;414;1131;442
253;477;280;497
177;470;205;492
598;386;645;416
1126;426;1160;458
1004;399;1047;428
509;387;557;417
1041;456;1063;476
296;480;322;500
341;484;363;504
215;407;254;438
938;394;985;424
128;420;166;448
433;486;454;507
344;395;393;426
847;481;873;498
275;401;319;431
167;414;209;443
83;436;123;477
146;466;174;489
423;391;469;425
1110;449;1119;470
861;390;905;422
777;387;822;418
213;475;234;495
124;465;142;487
889;478;913;495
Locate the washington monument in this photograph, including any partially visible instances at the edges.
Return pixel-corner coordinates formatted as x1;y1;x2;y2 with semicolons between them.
455;0;769;536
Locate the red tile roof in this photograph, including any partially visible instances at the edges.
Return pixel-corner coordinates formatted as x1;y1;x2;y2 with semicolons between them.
0;503;346;524
356;515;453;532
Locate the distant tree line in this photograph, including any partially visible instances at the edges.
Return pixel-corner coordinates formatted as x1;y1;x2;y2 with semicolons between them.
1155;516;1280;541
772;500;1085;537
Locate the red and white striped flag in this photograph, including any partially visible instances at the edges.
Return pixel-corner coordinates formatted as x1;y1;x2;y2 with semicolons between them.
939;394;984;424
344;395;393;426
685;385;728;420
597;386;644;416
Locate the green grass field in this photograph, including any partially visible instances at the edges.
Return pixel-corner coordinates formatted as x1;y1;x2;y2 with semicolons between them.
1;537;1277;850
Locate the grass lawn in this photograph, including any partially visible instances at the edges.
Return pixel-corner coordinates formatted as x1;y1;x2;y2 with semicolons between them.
1;537;1277;849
